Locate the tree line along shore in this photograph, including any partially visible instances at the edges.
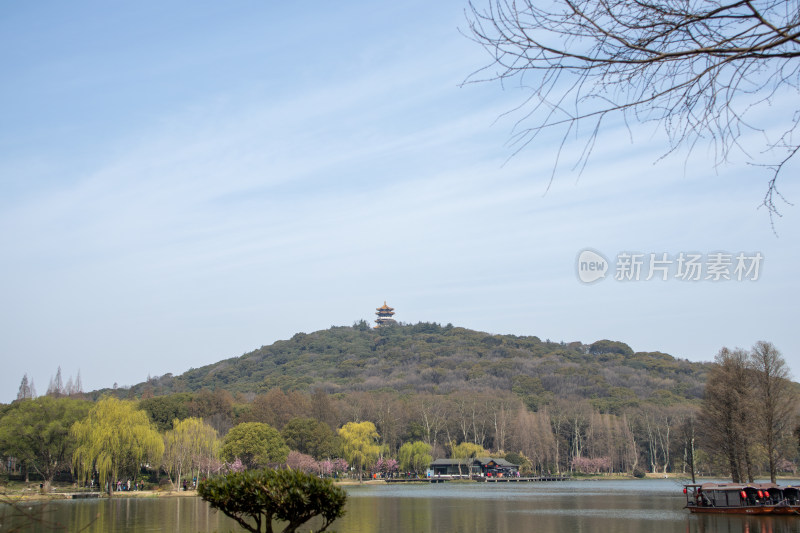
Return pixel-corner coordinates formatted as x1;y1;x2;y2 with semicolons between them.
1;324;796;495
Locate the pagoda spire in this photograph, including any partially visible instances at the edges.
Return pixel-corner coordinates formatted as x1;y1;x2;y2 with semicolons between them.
374;301;396;328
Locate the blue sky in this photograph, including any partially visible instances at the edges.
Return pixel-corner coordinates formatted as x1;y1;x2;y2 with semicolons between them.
1;2;798;402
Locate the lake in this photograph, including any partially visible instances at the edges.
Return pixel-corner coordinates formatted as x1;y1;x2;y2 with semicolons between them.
4;479;800;532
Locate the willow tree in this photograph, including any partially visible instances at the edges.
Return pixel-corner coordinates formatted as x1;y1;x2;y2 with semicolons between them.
450;441;488;476
450;442;487;460
466;0;800;220
398;441;433;476
163;417;219;490
71;396;164;495
337;421;380;483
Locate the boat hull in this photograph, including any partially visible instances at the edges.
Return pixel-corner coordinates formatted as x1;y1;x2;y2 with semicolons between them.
687;505;800;515
684;482;800;516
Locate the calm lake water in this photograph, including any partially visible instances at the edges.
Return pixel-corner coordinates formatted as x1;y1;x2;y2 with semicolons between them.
4;479;800;532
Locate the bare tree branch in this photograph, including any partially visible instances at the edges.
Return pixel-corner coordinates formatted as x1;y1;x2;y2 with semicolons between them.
464;0;800;223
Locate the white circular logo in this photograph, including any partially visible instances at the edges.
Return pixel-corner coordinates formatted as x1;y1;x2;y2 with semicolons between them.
576;249;608;284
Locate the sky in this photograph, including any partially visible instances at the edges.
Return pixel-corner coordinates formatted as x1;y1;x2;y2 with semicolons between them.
1;2;798;403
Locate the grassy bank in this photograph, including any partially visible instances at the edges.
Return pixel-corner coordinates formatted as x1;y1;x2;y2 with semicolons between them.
0;480;204;502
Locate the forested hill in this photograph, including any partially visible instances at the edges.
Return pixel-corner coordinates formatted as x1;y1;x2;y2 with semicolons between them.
108;322;709;411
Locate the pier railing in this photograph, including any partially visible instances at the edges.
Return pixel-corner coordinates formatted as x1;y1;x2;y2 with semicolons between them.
385;474;571;483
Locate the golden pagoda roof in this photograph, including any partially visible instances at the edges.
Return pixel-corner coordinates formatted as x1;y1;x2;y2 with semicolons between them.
376;301;394;311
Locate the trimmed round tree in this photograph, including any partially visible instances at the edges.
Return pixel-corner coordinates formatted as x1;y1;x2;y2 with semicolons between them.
199;468;346;533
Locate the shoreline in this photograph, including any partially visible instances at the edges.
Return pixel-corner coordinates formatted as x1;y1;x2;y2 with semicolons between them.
0;479;387;502
5;474;797;502
0;489;202;502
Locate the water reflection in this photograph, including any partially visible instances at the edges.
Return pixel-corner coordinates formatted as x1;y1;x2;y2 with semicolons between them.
336;481;800;533
4;480;800;532
0;497;231;533
338;482;686;533
689;515;800;533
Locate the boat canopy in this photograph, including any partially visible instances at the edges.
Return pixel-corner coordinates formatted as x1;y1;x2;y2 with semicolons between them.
684;482;800;514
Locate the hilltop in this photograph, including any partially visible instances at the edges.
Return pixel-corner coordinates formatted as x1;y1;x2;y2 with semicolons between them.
105;322;709;412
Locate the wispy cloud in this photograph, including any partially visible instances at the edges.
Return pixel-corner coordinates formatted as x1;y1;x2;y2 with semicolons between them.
1;1;797;399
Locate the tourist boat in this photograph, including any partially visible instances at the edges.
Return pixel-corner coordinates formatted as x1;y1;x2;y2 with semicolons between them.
684;483;800;515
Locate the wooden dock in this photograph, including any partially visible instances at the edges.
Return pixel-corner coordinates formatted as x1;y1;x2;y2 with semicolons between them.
477;475;571;483
385;475;470;483
385;475;570;484
384;478;449;483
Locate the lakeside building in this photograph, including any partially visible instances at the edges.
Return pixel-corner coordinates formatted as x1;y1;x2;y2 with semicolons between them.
430;457;519;477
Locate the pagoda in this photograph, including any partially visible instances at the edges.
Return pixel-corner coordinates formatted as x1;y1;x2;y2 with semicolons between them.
374;301;396;328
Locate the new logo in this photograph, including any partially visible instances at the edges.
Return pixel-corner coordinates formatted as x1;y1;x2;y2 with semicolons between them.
577;249;609;284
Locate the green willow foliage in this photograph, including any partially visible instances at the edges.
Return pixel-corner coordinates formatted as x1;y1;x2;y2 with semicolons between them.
163;417;219;489
338;421;380;482
71;396;163;494
398;441;432;474
198;468;346;533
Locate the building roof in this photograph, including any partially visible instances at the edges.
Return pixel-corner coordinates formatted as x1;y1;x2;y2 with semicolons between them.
430;457;519;467
431;458;474;466
376;301;394;312
477;457;519;467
